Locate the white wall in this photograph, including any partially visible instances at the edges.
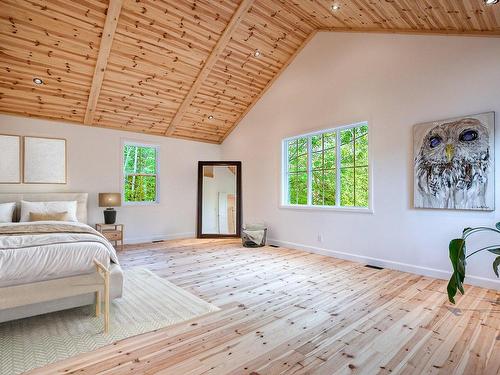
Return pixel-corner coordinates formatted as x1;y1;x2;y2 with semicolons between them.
222;32;500;289
0;114;221;243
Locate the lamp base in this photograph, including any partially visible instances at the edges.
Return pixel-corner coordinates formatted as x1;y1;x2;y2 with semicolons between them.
103;208;117;224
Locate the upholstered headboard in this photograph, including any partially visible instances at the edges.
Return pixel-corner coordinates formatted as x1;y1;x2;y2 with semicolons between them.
0;193;88;223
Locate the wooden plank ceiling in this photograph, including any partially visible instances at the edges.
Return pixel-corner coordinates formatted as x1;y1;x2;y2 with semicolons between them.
1;0;499;143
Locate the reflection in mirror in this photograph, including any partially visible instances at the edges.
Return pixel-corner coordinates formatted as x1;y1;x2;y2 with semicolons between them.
201;165;237;234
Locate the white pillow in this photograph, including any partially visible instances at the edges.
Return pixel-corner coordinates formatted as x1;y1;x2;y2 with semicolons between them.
0;202;16;223
20;200;78;222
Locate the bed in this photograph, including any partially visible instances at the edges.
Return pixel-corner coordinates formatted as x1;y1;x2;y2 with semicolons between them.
0;193;123;323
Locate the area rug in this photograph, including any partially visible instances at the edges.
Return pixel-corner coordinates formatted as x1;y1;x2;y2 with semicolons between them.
0;268;220;375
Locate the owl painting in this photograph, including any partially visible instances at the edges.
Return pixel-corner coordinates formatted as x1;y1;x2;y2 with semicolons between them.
414;112;495;210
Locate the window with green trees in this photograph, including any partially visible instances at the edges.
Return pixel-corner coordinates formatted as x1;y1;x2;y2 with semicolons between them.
123;143;158;203
283;123;369;209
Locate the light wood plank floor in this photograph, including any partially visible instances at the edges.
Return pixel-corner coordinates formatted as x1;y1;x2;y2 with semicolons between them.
31;239;499;375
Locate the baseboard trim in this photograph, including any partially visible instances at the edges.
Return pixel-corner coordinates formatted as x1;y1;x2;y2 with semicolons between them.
268;238;500;290
125;232;195;245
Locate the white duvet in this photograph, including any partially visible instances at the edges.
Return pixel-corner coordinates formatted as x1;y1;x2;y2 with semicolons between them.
0;221;119;288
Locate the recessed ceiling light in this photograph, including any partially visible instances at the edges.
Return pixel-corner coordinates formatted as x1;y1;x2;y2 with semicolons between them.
253;49;261;58
33;77;43;85
207;115;214;120
485;0;498;4
331;4;341;11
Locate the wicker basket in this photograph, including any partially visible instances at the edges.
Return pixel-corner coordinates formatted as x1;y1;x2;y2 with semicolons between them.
241;226;267;247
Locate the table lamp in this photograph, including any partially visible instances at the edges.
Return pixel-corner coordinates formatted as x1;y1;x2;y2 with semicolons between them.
98;193;121;224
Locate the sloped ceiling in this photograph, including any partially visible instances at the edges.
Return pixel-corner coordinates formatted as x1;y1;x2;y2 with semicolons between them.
1;0;499;143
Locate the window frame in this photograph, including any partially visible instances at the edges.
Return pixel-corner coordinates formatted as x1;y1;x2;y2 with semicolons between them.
281;121;373;213
121;140;160;206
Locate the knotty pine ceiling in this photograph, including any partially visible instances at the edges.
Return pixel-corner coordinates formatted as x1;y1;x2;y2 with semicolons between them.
1;0;499;143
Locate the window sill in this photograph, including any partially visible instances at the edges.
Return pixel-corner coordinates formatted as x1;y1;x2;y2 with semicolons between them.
279;204;374;214
123;201;159;206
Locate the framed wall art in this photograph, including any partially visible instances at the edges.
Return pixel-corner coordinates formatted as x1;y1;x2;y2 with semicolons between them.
414;112;495;211
0;134;21;184
23;136;67;184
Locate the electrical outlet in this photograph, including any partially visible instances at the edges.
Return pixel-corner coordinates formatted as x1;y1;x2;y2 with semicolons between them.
317;234;323;243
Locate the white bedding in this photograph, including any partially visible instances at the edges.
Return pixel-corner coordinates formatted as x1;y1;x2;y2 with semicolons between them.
0;221;119;288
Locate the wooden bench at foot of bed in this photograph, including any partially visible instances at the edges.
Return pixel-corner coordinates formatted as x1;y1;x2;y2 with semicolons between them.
0;259;110;333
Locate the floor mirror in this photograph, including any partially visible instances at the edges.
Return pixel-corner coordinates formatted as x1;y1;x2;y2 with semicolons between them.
197;161;241;238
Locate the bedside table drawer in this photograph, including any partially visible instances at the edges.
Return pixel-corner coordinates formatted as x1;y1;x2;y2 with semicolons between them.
102;231;121;241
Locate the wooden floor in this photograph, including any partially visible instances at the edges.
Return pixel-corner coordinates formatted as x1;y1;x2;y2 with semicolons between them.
31;239;499;375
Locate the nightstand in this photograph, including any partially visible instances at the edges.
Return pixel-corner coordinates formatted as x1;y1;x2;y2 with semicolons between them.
96;224;124;251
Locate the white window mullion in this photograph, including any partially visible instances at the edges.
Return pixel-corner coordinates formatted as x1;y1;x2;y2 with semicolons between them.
335;131;341;207
307;136;313;205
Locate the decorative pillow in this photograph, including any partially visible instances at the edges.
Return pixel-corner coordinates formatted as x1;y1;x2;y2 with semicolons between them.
0;202;16;223
20;201;78;222
29;211;69;222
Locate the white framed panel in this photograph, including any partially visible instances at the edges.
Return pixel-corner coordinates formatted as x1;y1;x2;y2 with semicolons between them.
23;136;67;184
0;134;21;184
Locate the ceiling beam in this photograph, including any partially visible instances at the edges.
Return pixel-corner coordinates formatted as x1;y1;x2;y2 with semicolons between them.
220;30;318;143
83;0;123;125
164;0;254;136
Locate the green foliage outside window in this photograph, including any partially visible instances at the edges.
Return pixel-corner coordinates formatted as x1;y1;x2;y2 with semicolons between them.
312;132;336;206
287;137;308;204
286;124;369;208
340;125;368;207
123;144;157;203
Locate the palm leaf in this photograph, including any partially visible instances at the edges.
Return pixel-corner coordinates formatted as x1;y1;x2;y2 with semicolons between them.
447;223;500;303
487;248;500;255
446;277;457;304
462;227;472;236
494;257;500;278
447;238;466;304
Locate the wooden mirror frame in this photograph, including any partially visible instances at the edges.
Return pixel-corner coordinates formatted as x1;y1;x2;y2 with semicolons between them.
197;161;242;238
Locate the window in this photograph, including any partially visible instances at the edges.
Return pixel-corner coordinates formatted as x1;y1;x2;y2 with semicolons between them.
282;122;370;210
123;142;159;204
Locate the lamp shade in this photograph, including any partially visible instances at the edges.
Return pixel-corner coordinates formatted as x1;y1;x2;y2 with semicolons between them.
99;193;121;207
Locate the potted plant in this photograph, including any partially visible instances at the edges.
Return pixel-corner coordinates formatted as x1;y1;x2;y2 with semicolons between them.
447;222;500;304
